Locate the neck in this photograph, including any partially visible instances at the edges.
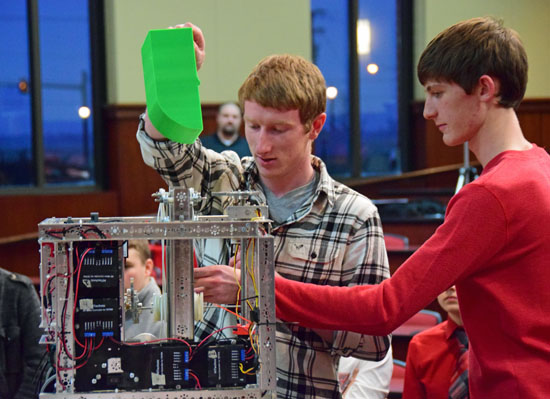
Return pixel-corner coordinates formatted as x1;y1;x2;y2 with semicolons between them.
448;310;463;326
261;162;315;198
469;106;531;167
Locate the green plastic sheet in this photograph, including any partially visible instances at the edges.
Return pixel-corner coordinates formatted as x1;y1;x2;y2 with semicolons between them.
141;28;203;143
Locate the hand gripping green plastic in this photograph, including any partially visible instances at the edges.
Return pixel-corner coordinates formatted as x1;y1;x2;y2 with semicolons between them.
141;28;203;143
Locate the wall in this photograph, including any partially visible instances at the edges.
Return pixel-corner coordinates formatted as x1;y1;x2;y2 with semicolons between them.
104;0;549;104
413;0;550;100
104;0;312;105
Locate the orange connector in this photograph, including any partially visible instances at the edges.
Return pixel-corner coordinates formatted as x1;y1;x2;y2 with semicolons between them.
232;323;251;336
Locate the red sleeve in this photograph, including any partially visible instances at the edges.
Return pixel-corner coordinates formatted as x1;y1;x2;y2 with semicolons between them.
275;184;506;335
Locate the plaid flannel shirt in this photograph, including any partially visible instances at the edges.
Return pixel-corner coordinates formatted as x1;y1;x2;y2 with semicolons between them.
137;116;391;398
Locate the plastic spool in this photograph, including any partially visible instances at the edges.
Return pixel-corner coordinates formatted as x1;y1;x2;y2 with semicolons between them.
194;291;204;322
141;27;203;143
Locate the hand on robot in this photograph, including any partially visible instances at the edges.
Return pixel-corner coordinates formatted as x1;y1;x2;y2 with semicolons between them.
194;260;241;304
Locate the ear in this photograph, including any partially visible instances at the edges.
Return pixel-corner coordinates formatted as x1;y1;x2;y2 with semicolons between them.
308;112;327;140
477;75;499;103
144;258;154;277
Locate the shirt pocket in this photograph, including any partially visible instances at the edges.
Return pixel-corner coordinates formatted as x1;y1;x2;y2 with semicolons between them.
284;238;342;284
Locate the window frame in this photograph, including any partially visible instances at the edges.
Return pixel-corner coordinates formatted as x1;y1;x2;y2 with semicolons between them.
1;0;106;195
312;0;413;179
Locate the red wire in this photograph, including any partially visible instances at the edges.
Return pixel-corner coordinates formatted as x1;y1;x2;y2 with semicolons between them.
93;336;105;350
213;303;252;324
188;370;202;389
109;336;193;357
193;325;238;356
72;247;92;349
73;337;89;360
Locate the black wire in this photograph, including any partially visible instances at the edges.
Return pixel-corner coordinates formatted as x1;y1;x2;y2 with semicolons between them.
33;351;52;396
46;224;108;239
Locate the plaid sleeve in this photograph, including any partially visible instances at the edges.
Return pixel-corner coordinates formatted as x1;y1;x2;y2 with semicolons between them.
136;115;244;213
329;204;391;360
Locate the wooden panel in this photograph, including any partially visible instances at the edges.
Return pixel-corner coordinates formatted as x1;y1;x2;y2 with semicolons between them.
0;240;42;282
543;114;550;148
0;191;118;238
347;163;460;200
103;105;166;216
518;113;542;144
199;103;219;137
0;191;118;277
384;221;441;246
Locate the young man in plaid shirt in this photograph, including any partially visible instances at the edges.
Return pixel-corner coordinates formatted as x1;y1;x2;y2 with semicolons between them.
137;23;390;398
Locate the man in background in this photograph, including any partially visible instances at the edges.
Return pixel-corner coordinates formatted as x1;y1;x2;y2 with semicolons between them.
0;267;45;399
200;101;251;157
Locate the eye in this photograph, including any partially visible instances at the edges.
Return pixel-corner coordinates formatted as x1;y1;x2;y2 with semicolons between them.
272;126;287;134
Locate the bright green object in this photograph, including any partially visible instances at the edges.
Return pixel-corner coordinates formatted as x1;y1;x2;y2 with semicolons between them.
141;28;203;143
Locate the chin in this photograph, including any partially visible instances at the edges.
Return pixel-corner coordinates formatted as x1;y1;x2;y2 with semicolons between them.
443;136;465;147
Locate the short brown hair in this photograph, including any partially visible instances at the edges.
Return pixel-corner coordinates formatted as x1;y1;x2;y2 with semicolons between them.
238;54;326;131
128;240;152;264
417;17;528;109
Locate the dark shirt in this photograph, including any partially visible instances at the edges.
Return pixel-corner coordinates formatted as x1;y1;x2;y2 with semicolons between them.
0;268;45;399
200;133;251;157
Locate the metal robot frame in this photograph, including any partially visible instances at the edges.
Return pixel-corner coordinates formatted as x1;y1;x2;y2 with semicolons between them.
37;187;277;399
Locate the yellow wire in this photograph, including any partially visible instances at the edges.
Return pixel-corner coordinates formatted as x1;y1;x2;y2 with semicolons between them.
248;323;259;355
233;244;241;316
246;239;259;307
239;363;255;375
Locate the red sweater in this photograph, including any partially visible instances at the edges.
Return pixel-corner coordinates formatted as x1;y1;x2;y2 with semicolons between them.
276;144;550;399
403;319;462;399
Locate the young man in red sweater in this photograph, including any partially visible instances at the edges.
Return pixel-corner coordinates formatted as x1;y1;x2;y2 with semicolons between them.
275;16;550;399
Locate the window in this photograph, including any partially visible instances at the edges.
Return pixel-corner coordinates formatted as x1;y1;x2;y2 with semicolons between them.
0;0;105;190
311;0;412;178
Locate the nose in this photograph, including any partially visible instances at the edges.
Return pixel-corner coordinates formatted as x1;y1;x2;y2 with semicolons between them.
423;98;436;120
254;129;272;155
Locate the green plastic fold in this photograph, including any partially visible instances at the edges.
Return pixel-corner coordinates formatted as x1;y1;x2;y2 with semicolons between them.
141;28;203;144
